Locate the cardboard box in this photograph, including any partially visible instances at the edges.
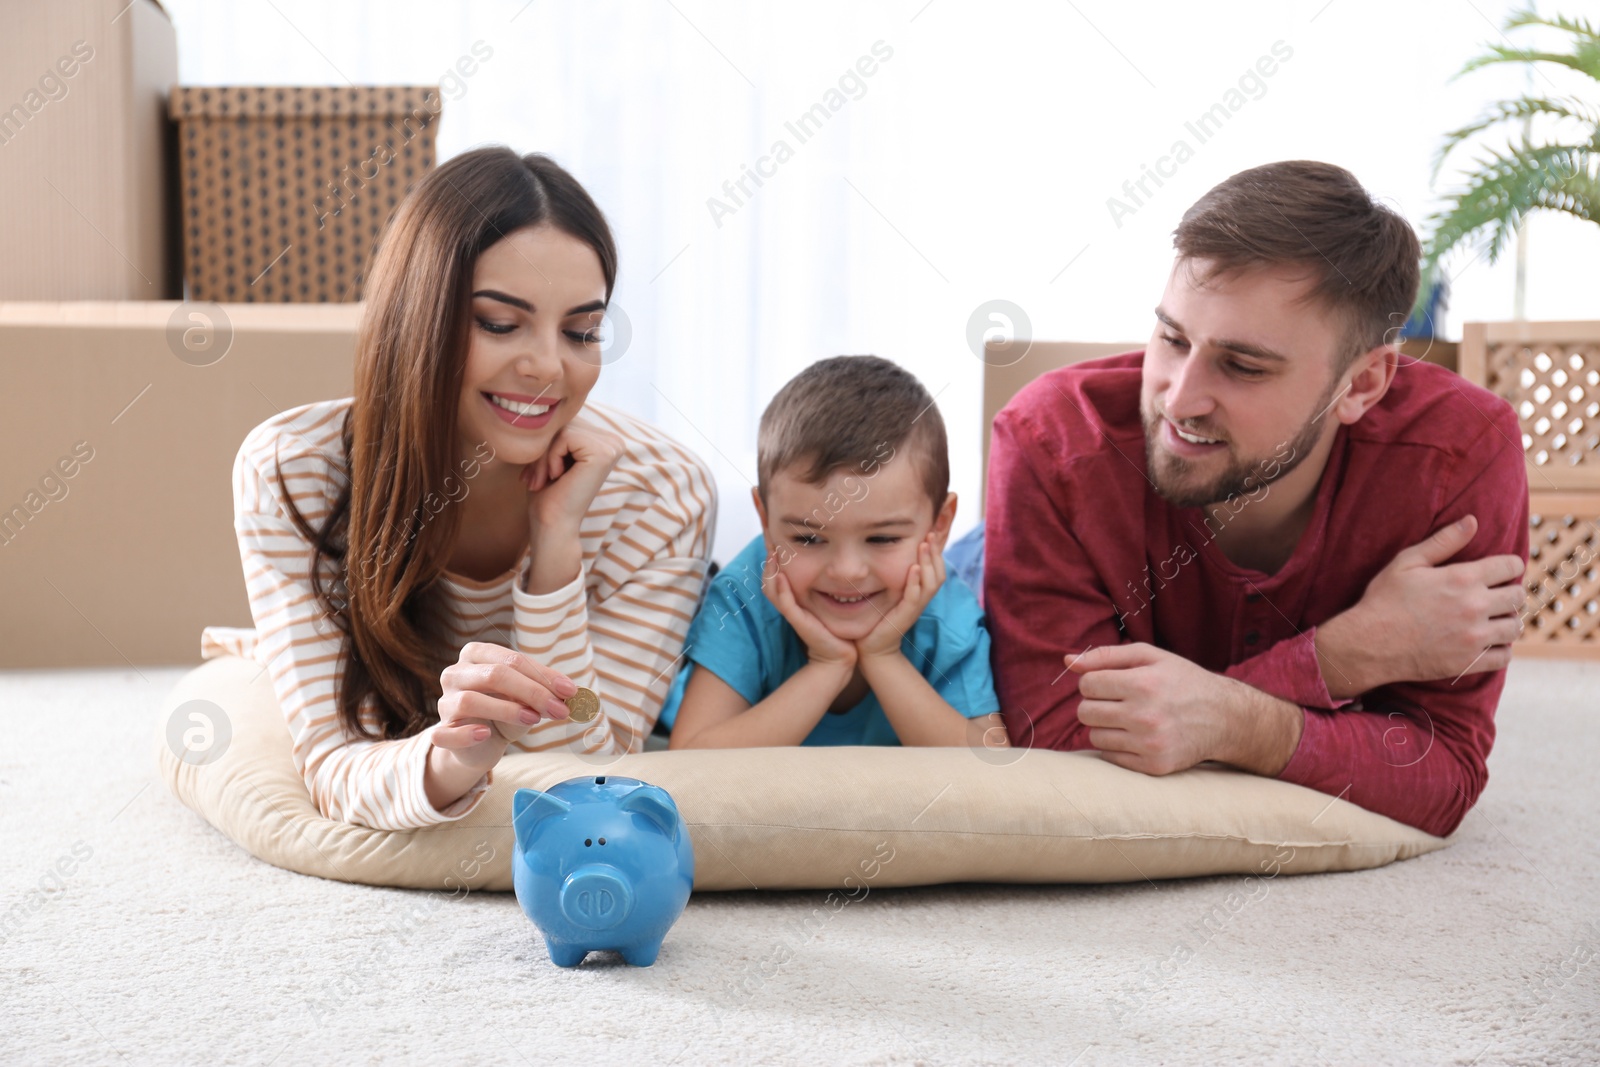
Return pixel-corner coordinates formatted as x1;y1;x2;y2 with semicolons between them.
0;0;180;299
0;300;360;668
1399;337;1458;373
168;86;441;302
980;340;1138;515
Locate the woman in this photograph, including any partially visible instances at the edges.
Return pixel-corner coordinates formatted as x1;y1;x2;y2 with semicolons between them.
199;147;716;830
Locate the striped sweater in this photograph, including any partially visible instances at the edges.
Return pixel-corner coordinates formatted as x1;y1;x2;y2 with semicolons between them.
200;397;716;831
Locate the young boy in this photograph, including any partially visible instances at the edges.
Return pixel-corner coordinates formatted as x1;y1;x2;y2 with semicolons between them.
661;355;1005;749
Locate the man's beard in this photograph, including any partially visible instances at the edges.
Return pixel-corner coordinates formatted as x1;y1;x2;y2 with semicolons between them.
1141;379;1338;510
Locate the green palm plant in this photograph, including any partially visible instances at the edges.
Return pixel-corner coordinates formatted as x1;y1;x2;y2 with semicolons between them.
1418;8;1600;317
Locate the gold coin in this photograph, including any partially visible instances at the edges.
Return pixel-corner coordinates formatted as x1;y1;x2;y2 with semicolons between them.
565;687;600;723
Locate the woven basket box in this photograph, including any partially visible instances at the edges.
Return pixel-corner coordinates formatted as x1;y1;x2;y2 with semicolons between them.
168;85;440;302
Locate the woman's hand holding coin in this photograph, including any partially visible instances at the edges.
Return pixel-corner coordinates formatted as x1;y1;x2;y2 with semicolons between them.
435;641;578;773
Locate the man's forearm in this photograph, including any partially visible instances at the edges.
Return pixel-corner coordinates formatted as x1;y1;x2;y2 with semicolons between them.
1311;608;1385;700
1212;680;1305;777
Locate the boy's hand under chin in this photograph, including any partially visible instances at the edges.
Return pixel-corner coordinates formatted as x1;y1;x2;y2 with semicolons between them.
762;551;859;671
856;536;944;662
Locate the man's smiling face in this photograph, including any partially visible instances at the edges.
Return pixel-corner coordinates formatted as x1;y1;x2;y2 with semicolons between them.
1139;257;1352;509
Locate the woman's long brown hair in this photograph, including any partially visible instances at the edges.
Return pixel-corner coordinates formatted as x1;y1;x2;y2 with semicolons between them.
273;147;618;741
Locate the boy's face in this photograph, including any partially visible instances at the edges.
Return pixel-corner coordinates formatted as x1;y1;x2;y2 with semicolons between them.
754;451;957;643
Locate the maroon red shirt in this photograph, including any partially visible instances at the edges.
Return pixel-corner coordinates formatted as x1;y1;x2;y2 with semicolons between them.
983;351;1529;838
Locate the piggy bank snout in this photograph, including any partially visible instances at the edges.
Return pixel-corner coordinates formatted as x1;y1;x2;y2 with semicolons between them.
560;865;634;930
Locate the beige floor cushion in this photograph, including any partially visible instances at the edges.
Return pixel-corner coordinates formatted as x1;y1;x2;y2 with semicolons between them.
155;654;1447;891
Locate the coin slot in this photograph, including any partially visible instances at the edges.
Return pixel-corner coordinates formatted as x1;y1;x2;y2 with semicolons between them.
595;777;606;784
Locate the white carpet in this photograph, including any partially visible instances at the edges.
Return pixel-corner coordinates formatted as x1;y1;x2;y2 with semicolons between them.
2;659;1596;1066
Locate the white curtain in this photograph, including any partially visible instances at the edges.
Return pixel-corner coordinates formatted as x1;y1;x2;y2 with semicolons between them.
165;0;1598;562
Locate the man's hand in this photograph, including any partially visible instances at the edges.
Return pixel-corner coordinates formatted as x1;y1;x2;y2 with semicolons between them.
1315;514;1526;699
857;536;944;662
1068;643;1303;777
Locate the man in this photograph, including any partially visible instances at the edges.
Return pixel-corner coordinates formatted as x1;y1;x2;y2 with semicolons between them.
984;160;1528;838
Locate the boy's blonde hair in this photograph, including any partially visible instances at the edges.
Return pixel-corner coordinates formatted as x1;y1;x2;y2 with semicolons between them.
757;355;948;517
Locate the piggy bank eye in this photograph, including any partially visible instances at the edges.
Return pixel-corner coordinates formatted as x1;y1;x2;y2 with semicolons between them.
598;837;607;846
584;838;592;847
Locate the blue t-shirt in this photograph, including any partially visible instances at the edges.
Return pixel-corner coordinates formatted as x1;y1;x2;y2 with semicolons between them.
657;534;1001;745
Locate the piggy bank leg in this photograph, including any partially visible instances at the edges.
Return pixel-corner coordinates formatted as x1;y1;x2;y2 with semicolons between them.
620;938;664;967
545;939;590;968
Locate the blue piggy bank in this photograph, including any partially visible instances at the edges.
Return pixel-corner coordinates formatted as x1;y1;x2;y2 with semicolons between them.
511;776;694;967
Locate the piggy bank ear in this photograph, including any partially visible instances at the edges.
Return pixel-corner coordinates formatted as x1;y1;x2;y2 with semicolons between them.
512;788;572;846
620;786;680;842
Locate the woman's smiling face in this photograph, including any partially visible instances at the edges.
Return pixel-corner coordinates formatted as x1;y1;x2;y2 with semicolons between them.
457;224;609;468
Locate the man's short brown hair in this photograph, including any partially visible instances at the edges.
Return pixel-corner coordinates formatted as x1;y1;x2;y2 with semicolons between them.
1174;160;1420;368
758;355;948;515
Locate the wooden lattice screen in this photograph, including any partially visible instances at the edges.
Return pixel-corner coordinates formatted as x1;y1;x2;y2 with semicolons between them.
1462;321;1600;659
